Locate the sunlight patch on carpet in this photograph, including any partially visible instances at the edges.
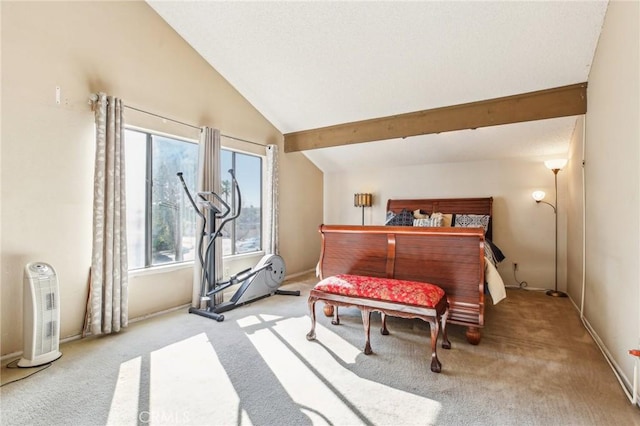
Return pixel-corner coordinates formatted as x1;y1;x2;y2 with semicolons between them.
107;356;141;426
237;315;263;328
148;333;251;426
247;326;363;424
246;316;442;425
259;313;283;322
237;314;283;329
239;314;361;364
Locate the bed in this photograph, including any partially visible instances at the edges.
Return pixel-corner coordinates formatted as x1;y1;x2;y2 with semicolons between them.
316;197;506;344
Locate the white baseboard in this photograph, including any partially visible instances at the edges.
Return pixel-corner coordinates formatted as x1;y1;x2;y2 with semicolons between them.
129;303;191;324
1;350;22;363
572;297;638;406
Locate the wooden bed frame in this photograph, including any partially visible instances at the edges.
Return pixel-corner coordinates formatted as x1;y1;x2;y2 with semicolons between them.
317;197;493;344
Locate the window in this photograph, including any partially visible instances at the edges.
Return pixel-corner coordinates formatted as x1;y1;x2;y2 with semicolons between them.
125;129;199;269
125;129;263;269
220;149;262;256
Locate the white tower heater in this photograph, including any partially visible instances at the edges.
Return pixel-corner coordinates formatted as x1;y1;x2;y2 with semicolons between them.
18;262;62;367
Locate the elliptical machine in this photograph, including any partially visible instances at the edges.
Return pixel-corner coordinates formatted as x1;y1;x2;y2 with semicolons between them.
177;170;299;322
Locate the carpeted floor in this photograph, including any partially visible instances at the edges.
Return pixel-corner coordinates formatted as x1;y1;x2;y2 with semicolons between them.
1;272;639;425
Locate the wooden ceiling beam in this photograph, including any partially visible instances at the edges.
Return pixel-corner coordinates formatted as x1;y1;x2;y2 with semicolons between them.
283;82;587;153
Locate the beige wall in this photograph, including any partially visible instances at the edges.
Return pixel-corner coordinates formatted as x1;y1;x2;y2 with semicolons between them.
566;117;585;299
1;1;322;356
323;157;570;292
579;0;639;390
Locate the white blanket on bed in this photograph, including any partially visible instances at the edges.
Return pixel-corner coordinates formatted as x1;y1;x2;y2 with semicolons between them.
485;257;507;304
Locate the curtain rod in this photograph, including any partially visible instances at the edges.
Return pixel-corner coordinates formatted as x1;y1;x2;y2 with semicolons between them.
90;94;266;148
124;104;265;148
124;104;200;131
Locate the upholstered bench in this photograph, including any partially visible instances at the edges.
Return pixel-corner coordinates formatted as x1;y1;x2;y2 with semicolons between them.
306;274;451;373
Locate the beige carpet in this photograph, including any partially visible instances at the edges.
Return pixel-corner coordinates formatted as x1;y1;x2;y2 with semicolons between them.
1;272;639;425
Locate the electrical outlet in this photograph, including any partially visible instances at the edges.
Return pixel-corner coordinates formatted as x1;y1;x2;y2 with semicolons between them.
513;262;518;272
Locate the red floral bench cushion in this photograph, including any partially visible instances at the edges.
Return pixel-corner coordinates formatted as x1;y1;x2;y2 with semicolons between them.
314;274;445;308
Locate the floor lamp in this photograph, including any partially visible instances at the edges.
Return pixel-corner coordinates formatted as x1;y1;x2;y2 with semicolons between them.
354;193;373;225
532;159;568;297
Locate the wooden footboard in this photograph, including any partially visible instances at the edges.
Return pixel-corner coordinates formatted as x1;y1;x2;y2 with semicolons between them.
318;225;486;344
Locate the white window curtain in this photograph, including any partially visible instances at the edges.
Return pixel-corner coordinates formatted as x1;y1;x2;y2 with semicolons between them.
264;144;280;255
192;127;222;308
85;93;128;335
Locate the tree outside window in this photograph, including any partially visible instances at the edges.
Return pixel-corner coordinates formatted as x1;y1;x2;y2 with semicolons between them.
125;129;263;270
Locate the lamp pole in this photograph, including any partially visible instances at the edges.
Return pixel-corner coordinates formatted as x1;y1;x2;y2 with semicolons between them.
547;168;567;297
533;160;568;297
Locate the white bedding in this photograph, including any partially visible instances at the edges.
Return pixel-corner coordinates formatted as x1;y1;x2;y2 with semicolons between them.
485;256;506;304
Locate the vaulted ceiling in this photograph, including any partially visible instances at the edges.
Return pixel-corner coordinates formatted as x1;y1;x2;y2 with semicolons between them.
147;1;608;173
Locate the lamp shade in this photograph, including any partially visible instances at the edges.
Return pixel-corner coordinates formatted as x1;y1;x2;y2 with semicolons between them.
354;193;373;207
532;190;546;201
544;159;568;171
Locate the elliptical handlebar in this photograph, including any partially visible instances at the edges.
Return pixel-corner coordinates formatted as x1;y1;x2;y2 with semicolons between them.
176;169;241;223
216;169;242;234
176;172;205;222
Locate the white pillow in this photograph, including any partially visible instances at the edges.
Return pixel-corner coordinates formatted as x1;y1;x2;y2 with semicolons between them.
432;212;453;227
413;209;429;219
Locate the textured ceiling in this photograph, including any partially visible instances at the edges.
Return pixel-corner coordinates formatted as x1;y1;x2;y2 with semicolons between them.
147;0;608;172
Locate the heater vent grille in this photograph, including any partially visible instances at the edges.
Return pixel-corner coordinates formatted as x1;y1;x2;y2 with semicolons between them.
46;292;55;310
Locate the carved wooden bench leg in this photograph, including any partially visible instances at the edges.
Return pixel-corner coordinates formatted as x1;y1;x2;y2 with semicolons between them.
361;308;373;355
428;318;442;373
466;326;481;345
306;297;318;341
332;306;340;325
380;312;389;335
441;306;452;350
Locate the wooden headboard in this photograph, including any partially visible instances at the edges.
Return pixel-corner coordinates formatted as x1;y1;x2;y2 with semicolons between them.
386;197;494;240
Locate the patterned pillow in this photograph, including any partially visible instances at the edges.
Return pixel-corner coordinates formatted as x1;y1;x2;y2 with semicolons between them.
385;209;414;226
385;211;396;225
432;212;453;227
413;215;443;227
453;214;491;233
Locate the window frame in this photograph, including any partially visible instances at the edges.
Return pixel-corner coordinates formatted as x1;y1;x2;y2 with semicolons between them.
124;126;264;271
125;126;200;270
221;148;264;257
